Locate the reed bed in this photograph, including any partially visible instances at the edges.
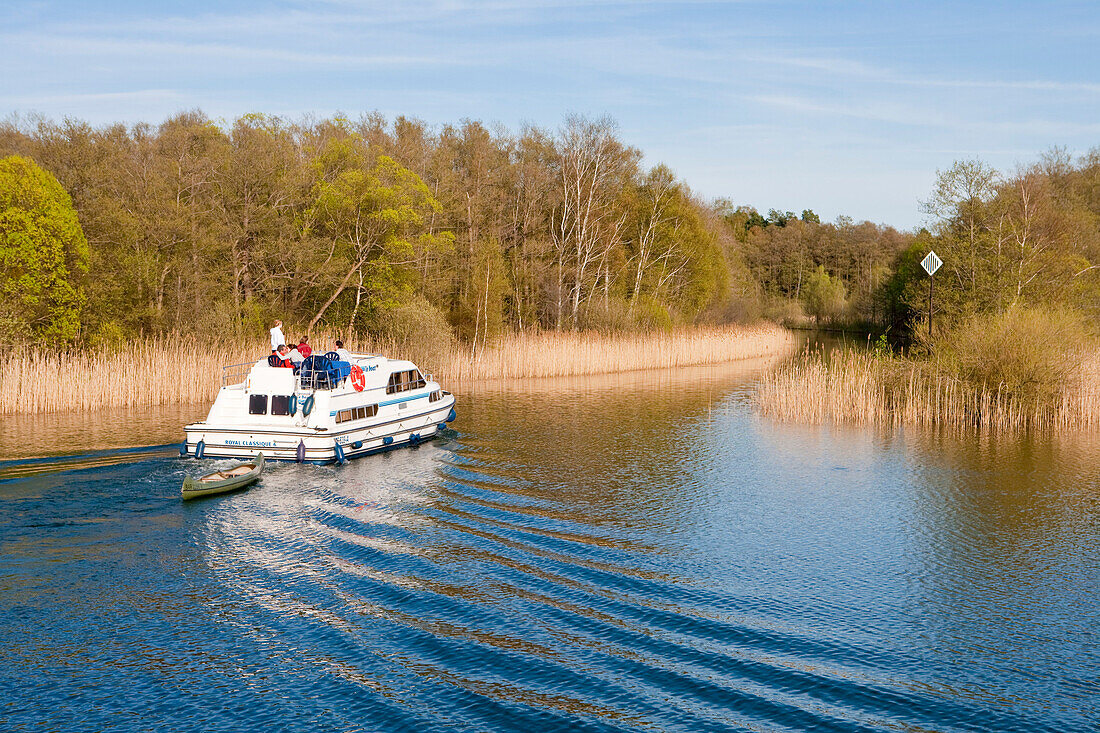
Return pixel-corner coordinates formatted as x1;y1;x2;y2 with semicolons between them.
758;347;1100;432
441;324;795;382
0;337;256;415
0;324;794;415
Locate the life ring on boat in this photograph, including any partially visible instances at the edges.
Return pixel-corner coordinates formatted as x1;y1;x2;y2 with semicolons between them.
302;394;315;417
350;364;365;392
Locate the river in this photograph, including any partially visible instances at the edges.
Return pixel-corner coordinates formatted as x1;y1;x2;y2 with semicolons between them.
1;359;1097;731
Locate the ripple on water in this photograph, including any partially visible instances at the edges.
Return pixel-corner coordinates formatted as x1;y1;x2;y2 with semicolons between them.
1;368;1098;731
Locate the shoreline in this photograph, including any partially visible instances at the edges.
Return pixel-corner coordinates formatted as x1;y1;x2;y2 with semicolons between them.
0;356;793;462
0;324;796;416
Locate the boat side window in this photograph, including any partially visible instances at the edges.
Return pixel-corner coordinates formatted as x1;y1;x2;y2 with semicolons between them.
336;404;378;423
387;369;425;393
271;395;290;416
429;390;442;403
387;370;411;394
249;394;268;415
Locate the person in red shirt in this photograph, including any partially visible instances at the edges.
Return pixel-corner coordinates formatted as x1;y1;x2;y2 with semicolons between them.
297;336;312;358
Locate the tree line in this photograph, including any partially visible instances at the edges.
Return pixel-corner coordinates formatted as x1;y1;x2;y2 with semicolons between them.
0;112;733;346
1;111;1096;347
886;154;1100;336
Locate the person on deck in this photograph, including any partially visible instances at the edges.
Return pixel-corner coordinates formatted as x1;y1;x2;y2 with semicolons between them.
297;336;312;358
273;344;294;368
334;340;353;362
270;319;285;353
288;343;305;366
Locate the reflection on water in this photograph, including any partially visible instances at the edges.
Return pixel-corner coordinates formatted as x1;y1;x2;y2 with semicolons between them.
1;361;1097;731
0;402;205;460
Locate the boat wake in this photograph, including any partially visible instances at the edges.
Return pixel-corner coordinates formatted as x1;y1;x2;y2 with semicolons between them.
2;381;1094;731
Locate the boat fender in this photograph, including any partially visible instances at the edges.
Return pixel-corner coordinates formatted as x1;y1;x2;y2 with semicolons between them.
302;394;315;417
296;440;306;463
288;394;298;415
409;433;420;445
382;436;393;446
179;441;188;457
352;441;363;449
446;408;457;423
333;442;346;465
195;439;205;459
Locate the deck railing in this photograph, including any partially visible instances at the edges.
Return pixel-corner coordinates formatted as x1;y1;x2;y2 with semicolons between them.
218;355;437;393
221;361;256;387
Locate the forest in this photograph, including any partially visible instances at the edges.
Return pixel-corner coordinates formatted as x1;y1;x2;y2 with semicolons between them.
1;111;1098;349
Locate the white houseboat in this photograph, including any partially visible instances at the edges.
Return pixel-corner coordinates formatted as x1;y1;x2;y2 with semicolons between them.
183;351;456;464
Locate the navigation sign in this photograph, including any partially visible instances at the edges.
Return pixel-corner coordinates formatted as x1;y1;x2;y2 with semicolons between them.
921;250;942;339
921;250;942;277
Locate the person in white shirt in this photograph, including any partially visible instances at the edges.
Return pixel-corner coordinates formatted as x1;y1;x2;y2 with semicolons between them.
288;345;305;365
334;340;353;362
269;319;285;353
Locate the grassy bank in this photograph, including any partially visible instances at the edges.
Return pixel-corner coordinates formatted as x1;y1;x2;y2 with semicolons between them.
0;324;794;415
758;344;1100;432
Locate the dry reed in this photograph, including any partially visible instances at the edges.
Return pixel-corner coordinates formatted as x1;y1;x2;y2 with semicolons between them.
758;347;1100;432
440;324;795;382
0;324;794;415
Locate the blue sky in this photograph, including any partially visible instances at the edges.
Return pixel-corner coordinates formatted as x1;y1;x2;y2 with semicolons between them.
3;1;1099;229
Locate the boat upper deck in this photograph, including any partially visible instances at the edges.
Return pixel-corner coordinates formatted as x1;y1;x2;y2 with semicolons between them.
219;353;428;398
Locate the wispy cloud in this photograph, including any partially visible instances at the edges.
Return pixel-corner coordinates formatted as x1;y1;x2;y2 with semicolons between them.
750;52;1100;95
1;33;443;68
0;89;183;107
751;94;954;127
751;93;1100;139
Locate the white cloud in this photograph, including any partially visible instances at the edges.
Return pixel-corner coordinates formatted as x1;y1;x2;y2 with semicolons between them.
1;33;441;68
0;89;184;107
749;51;1100;95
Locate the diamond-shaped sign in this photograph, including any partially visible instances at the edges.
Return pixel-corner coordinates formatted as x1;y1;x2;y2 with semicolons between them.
921;250;942;276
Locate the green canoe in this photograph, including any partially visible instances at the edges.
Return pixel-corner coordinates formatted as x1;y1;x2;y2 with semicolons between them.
182;453;265;500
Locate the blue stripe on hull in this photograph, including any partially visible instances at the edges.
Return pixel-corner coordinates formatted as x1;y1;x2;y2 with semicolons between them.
185;429;443;465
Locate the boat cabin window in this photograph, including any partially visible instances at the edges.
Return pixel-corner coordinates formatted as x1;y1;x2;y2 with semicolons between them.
429;390;442;403
336;404;378;423
386;369;425;394
271;395;291;416
248;394;268;415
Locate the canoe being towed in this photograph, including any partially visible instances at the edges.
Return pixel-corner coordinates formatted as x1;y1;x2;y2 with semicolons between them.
182;453;264;500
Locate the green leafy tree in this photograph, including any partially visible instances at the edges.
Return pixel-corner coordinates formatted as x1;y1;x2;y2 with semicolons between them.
801;265;847;324
308;153;450;332
0;155;88;342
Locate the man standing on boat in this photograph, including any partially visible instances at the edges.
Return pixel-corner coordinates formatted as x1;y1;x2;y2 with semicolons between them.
270;319;285;354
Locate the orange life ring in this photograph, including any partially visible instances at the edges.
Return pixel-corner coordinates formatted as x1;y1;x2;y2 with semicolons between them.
350;364;366;392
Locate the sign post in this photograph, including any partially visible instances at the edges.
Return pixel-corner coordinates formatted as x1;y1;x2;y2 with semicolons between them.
921;250;942;341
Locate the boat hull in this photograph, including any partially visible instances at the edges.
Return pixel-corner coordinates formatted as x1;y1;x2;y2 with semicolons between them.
183;395;456;464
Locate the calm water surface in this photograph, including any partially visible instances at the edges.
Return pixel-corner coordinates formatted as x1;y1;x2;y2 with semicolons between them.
1;362;1097;732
